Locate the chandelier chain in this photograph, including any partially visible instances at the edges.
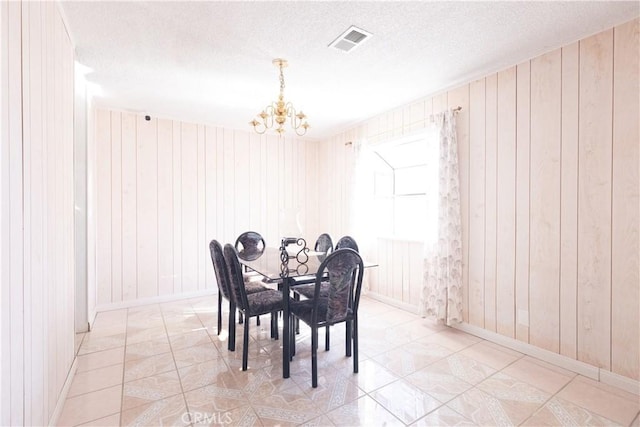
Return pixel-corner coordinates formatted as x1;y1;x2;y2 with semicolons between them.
279;63;285;93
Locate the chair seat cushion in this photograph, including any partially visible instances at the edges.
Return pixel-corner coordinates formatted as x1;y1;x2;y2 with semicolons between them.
245;282;269;294
246;289;283;316
292;283;330;299
290;298;352;326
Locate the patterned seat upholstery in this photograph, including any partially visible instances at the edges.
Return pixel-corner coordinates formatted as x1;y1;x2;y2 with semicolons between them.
223;244;285;371
289;248;364;388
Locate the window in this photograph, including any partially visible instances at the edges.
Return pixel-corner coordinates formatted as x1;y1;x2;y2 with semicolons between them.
370;129;439;241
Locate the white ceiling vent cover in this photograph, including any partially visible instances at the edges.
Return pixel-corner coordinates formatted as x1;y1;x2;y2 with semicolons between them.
329;25;372;53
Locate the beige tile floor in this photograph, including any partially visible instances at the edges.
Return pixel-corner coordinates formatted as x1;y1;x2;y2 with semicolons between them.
60;295;640;426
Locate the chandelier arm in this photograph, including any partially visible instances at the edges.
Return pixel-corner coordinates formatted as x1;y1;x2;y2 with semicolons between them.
265;105;275;129
253;125;267;135
287;103;302;129
250;118;268;134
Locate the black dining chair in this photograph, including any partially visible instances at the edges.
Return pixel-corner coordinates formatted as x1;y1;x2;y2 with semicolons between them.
234;231;266;260
223;243;285;371
209;240;271;351
293;235;359;349
234;231;269;324
289;248;364;387
314;233;333;254
335;235;359;252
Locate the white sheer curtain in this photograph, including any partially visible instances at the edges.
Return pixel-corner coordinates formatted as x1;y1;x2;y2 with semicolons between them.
421;110;463;324
349;139;376;290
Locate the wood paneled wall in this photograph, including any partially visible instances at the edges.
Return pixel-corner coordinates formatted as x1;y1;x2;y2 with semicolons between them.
92;110;320;308
319;19;639;381
0;2;76;425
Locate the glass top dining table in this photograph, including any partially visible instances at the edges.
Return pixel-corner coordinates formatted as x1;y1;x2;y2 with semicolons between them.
238;247;327;282
237;247;376;379
237;247;328;378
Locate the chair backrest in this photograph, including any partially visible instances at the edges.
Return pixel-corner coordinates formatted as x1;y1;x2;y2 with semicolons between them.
312;248;364;325
234;231;266;259
314;233;333;254
209;239;231;300
223;244;250;310
335;235;359;252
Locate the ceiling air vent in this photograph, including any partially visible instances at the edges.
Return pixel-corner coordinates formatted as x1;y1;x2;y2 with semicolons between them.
329;25;372;53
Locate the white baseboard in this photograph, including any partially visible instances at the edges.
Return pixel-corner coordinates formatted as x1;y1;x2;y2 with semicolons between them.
365;291;420;315
48;356;78;426
453;322;639;396
599;369;640;396
93;290;217;315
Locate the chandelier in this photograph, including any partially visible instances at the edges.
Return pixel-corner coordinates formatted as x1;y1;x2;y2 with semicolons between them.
249;59;310;136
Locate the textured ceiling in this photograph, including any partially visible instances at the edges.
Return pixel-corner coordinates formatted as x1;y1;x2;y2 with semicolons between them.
60;1;639;140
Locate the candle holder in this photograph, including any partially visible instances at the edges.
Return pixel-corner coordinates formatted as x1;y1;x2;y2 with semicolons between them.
279;237;309;278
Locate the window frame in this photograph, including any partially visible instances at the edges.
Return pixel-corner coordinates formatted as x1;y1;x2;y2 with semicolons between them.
370;129;439;241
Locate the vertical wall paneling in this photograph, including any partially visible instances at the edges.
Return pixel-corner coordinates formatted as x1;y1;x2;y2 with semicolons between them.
1;1;75;423
303;140;314;241
409;241;423;305
484;73;498;332
21;4;33;420
496;67;517;338
248;132;261;239
26;4;38;418
172;122;183;294
233;130;250;237
95;109;111;304
578;29;613;370
181;123;198;292
42;3;53;416
391;240;402;301
296;137;307;236
93;111;319;306
515;61;531;342
121;112;137;301
468;79;486;327
1;2;22;424
196;125;206;290
400;242;410;303
560;42;579;359
110;112;123;302
529;49;562;353
611;19;639;380
135;115;158;298
1;6;7;423
222;128;235;242
214;127;225;241
258;134;268;237
157;119;173;296
204;126;217;288
284;136;294;212
265;135;279;242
